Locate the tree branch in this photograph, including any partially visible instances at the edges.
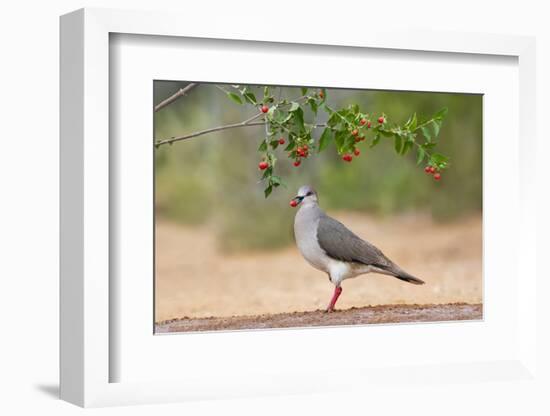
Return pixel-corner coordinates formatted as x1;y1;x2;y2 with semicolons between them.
154;83;198;112
155;108;328;148
155;112;266;147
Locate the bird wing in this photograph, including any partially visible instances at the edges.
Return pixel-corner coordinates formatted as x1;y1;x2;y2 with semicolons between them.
316;214;391;268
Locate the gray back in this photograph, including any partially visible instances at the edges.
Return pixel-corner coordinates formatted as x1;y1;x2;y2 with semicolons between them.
317;213;391;268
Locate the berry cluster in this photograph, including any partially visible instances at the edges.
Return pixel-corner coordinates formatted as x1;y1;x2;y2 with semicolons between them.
360;118;373;128
292;144;310;167
339;114;385;164
424;165;442;180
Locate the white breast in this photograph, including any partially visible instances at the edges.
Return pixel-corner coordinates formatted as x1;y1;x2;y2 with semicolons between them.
294;203;377;285
294;204;331;273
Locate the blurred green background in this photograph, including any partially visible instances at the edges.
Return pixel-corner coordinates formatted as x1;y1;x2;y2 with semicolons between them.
154;82;482;252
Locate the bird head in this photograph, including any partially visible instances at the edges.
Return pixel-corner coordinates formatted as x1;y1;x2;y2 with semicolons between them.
290;185;318;208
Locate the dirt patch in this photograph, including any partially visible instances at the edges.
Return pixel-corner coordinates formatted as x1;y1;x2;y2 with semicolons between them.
155;214;482;321
155;303;482;333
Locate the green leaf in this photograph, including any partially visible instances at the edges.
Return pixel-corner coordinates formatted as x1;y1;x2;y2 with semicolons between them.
431;153;448;163
432;120;441;138
416;146;425;165
291;107;305;133
318;128;333;152
270;108;286;123
282;112;293;124
344;133;356;149
258;141;268;151
264;185;273;198
370;133;381;148
300;87;308;96
394;135;403;154
431;153;449;166
421;125;432;141
402;140;413;155
270;175;282;186
334;130;347;152
433;107;448;121
303;131;313;145
270;140;280;149
261;166;273;179
289;102;300;112
339;109;355;125
420;120;441;139
242;90;257;105
405;113;417;130
327;112;339;127
308;99;318;115
226;92;242;104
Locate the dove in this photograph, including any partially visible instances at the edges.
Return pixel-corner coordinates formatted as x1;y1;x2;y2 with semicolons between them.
291;185;424;312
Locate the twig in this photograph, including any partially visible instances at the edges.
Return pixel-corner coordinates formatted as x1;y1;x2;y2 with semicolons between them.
155;117;327;148
154;83;198;112
155;112;265;147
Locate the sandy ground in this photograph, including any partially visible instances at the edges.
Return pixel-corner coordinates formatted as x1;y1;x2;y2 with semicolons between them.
155;212;482;322
156;303;482;333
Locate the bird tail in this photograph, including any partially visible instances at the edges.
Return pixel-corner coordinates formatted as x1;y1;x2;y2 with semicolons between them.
394;272;425;285
383;264;425;285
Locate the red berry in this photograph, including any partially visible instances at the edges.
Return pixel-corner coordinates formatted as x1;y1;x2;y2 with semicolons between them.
424;166;432;174
293;160;301;167
318;91;324;99
355;136;361;143
290;199;298;207
360;118;367;126
429;166;436;174
433;173;441;181
258;161;269;170
367;121;372;128
378;116;385;124
342;154;353;162
261;105;269;113
279;137;285;145
303;144;308;151
351;129;359;136
354;148;361;156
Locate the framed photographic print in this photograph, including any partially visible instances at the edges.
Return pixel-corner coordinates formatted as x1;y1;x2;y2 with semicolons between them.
60;7;541;409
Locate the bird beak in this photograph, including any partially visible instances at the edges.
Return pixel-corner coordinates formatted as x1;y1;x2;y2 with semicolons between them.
289;196;303;208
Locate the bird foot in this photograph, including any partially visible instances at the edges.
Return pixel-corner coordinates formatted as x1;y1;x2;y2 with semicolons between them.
325;286;342;313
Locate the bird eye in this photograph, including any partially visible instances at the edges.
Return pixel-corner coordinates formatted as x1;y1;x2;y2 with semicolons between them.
306;192;312;196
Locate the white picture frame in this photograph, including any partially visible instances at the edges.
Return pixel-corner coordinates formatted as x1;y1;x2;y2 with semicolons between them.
60;7;539;408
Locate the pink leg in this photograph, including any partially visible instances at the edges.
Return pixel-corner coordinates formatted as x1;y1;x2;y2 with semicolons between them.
326;286;343;312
